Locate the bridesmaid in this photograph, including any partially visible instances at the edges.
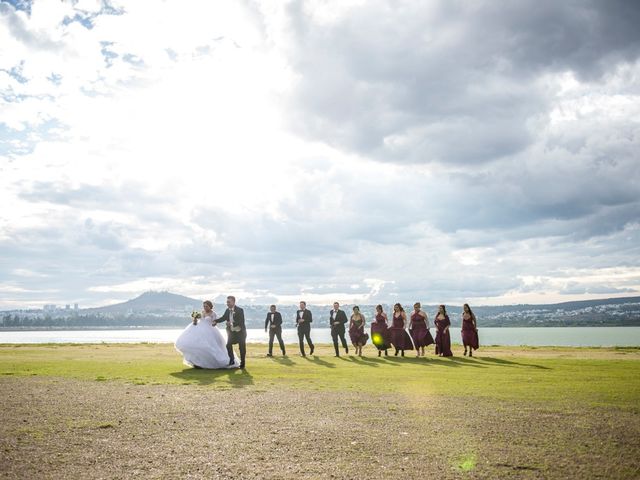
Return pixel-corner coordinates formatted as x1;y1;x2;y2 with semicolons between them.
348;306;369;356
390;303;414;357
434;304;453;357
409;302;435;357
461;303;479;356
371;304;392;356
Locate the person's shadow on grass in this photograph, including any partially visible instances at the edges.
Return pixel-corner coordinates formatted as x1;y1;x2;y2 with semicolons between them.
170;368;254;387
385;356;463;368
336;355;383;367
303;355;336;368
270;355;296;367
447;356;488;368
476;357;551;370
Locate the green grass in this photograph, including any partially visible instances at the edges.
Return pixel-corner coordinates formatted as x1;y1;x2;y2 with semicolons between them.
1;343;639;409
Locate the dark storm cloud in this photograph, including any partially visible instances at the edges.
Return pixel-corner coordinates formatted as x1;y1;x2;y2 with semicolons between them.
422;167;640;236
278;0;640;165
265;0;640;250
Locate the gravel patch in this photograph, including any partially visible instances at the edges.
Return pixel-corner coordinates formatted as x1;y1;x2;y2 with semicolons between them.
1;377;638;479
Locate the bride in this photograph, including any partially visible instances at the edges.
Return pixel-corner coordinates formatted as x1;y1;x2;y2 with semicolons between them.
175;300;239;369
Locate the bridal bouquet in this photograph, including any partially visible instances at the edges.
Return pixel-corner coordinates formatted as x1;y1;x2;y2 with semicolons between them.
191;311;201;324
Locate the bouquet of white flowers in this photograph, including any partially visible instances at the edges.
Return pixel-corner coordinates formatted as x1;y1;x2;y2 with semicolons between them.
191;311;201;324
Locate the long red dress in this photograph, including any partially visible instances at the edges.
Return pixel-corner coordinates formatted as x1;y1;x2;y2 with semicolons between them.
371;314;392;351
390;313;414;350
434;314;453;356
461;314;479;350
349;316;369;346
410;312;435;348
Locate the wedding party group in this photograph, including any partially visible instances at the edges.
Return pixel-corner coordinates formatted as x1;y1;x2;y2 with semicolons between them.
174;296;480;370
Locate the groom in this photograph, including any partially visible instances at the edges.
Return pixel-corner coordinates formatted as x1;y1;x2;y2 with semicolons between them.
213;295;246;369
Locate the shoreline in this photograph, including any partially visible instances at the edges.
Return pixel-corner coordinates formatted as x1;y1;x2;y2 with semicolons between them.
2;326;640;348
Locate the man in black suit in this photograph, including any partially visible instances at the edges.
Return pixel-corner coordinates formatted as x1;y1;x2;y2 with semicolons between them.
330;301;349;357
213;295;247;369
296;300;314;357
264;304;285;357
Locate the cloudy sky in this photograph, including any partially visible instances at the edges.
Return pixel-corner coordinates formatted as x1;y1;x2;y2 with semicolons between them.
1;0;639;309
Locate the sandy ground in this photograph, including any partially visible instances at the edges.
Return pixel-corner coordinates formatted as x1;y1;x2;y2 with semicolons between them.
1;375;639;479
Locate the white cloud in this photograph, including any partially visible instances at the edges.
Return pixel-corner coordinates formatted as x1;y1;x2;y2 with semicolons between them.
1;0;639;309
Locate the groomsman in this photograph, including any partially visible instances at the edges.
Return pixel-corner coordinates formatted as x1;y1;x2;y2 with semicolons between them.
264;304;285;357
296;301;314;357
330;302;349;357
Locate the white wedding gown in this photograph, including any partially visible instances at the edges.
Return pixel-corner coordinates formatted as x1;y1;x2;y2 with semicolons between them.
175;312;239;369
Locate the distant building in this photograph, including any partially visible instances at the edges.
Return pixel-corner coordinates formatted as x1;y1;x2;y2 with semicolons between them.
74;303;79;310
43;304;56;312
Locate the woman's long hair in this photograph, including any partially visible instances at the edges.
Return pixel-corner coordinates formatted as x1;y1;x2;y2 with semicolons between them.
463;303;475;320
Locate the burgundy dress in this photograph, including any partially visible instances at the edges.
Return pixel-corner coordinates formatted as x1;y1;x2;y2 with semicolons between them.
349;317;369;346
434;314;453;356
410;312;435;348
461;314;479;350
370;314;392;350
389;314;414;350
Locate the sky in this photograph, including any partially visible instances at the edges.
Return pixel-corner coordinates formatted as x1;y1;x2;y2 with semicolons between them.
1;0;639;309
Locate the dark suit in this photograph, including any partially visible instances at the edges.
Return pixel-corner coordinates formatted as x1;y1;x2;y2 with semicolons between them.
216;306;246;367
296;309;314;355
329;309;349;356
264;311;285;355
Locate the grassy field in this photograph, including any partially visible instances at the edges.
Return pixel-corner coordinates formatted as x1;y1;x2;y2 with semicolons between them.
1;343;639;479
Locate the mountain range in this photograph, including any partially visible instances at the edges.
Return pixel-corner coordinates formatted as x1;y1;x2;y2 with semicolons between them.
85;291;640;319
2;291;639;328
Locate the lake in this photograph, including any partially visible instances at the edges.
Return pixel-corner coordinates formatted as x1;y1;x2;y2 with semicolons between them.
1;327;639;347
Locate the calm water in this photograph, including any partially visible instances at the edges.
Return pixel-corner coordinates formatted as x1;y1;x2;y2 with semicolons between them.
1;327;639;347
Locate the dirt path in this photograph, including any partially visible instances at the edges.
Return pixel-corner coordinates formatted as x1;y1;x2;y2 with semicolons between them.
1;377;639;479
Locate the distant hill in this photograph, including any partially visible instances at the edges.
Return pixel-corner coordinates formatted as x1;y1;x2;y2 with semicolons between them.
84;291;202;314
464;296;640;314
